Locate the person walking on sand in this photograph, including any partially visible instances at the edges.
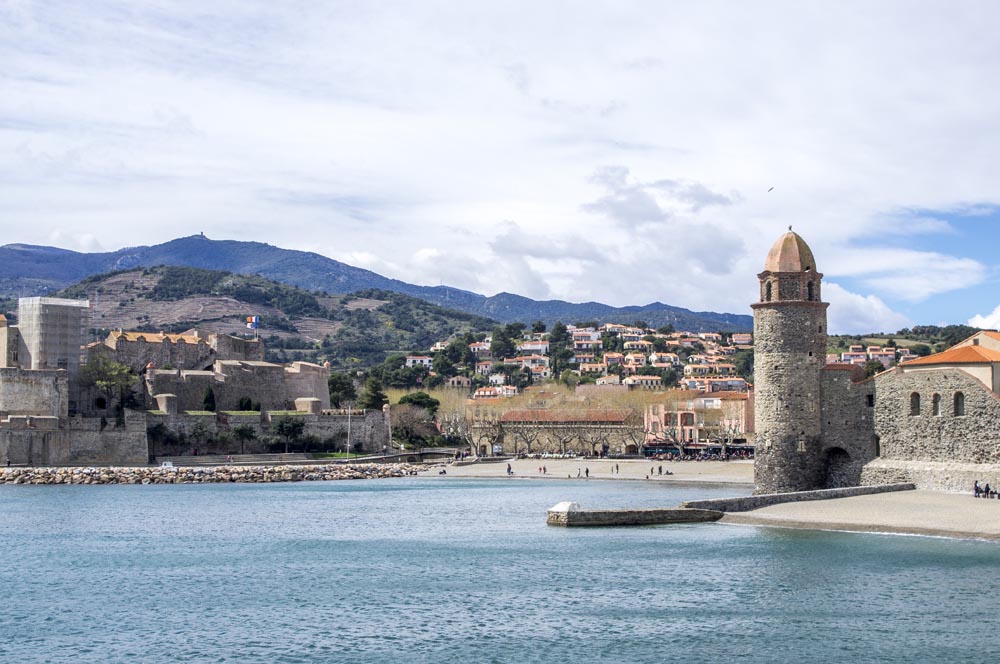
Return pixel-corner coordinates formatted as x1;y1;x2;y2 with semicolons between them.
585;467;589;478
507;463;512;476
975;480;982;498
577;468;581;478
543;465;547;474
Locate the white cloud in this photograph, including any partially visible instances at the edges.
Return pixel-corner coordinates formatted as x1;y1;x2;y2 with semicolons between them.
969;306;1000;330
2;2;1000;322
824;283;911;335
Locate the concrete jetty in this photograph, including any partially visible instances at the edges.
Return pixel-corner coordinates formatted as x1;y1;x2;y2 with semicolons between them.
546;501;724;527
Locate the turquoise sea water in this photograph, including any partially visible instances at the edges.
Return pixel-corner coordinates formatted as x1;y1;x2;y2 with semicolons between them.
1;477;998;663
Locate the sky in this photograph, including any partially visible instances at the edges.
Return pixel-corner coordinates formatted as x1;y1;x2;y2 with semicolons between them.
4;1;1000;334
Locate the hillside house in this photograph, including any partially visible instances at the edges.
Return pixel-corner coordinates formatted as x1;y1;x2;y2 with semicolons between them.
405;355;433;368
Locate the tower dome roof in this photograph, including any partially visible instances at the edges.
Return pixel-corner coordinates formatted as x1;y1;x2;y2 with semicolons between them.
763;229;816;273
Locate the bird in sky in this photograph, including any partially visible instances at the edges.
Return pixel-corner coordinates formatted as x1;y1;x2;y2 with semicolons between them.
767;187;774;192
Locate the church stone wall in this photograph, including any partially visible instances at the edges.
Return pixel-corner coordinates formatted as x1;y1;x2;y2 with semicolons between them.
872;368;1000;464
819;368;877;487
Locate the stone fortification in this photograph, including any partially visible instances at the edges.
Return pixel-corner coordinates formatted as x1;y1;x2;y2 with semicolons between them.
0;462;421;485
146;409;388;457
0;411;148;466
96;330;265;373
147;360;330;412
0;367;68;419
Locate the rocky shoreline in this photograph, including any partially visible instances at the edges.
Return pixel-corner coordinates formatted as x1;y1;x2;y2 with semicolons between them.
0;463;425;485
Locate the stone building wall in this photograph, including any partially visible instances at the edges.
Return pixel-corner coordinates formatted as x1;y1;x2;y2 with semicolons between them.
871;367;1000;463
819;367;877;487
110;335;213;372
752;301;828;493
211;335;264;362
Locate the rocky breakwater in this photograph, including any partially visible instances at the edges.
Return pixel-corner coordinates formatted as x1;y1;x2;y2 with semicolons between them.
0;463;423;485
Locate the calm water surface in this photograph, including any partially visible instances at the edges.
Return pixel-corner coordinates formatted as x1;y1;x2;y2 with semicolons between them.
0;477;997;663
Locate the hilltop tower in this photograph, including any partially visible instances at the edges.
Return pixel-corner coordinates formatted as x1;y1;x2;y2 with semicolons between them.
752;229;829;493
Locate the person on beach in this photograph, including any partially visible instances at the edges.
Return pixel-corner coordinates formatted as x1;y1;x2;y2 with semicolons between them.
577;468;581;478
507;463;512;476
616;463;619;474
543;466;547;474
658;465;662;476
975;481;982;497
985;483;992;499
585;468;589;478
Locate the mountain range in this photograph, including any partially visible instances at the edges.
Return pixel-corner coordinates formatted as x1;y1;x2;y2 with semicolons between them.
0;235;753;332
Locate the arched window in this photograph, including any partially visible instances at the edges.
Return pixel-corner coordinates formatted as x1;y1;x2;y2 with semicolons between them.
932;393;940;416
954;392;965;416
764;281;773;302
807;281;815;301
910;392;920;416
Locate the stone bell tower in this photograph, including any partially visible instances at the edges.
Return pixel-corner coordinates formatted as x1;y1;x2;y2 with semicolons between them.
751;228;829;494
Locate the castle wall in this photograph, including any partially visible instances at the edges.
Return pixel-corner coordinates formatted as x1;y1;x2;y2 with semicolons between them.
147;361;330;413
211;335;264;362
819;368;877;487
0;413;148;466
110;336;213;372
0;367;68;418
145;409;388;457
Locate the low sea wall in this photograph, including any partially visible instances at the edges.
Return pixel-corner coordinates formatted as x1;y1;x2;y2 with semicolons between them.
0;463;422;485
861;459;1000;493
681;483;915;513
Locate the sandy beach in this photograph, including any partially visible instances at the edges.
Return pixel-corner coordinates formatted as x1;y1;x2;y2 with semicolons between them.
425;458;1000;541
722;490;1000;541
423;457;755;484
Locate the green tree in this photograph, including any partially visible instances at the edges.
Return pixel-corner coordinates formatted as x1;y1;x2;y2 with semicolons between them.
357;377;389;410
399;391;440;416
272;416;306;453
531;320;547;333
328;372;357;408
232;424;257;455
81;355;134;422
657;324;675;335
490;325;516;359
862;360;886;379
203;387;216;412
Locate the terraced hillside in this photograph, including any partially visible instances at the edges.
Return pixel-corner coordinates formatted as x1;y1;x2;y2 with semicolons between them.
45;267;496;368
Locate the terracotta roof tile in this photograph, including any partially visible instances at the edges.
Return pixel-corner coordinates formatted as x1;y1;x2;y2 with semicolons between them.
903;345;1000;366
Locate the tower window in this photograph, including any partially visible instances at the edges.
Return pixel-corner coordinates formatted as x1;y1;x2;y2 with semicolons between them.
954;392;965;416
764;281;773;302
807;281;815;301
866;394;874;407
909;392;920;416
